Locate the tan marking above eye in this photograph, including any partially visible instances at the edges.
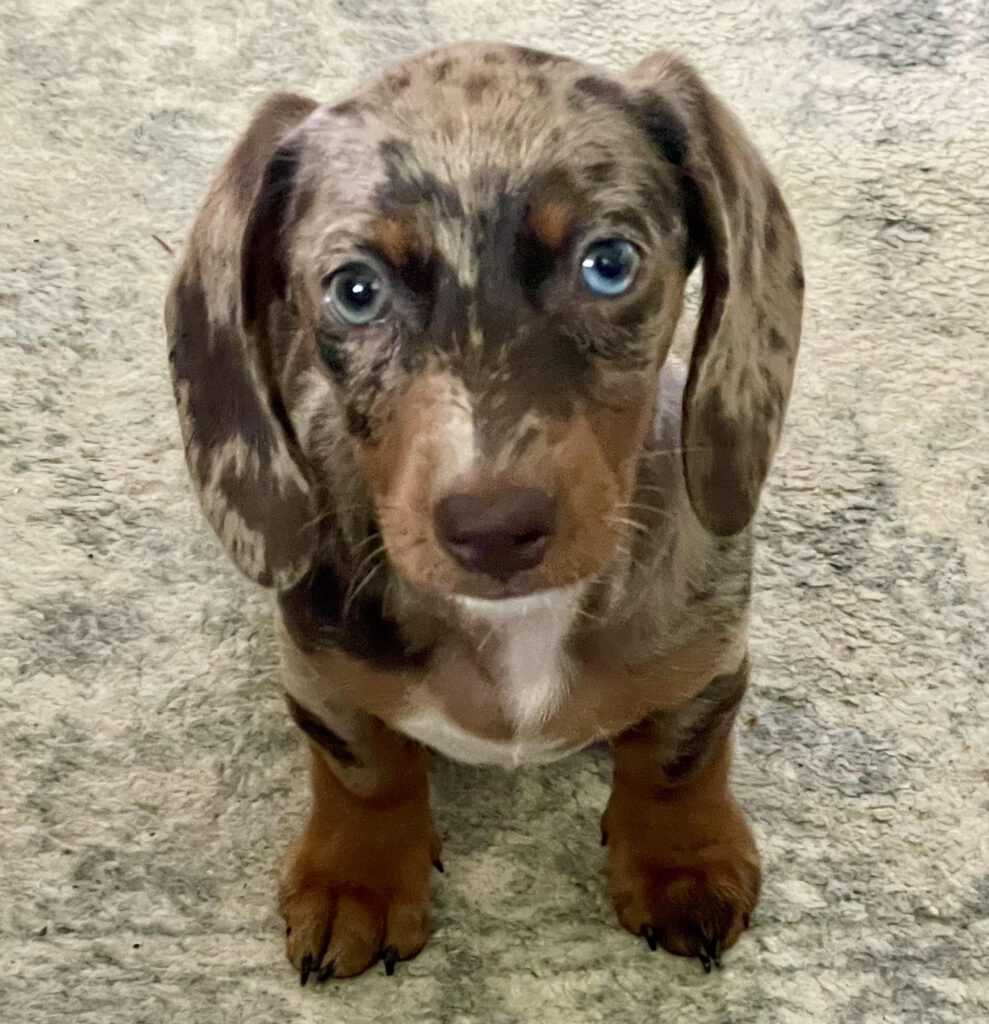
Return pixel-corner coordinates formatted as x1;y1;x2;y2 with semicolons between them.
372;215;427;267
529;202;572;249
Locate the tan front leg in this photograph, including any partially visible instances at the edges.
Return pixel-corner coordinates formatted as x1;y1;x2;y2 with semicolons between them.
602;659;760;971
279;695;440;983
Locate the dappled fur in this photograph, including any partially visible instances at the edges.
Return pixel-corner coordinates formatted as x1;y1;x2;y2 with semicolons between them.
165;42;802;981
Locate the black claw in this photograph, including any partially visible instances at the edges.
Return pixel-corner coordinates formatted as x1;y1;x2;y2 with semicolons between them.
317;960;335;983
641;925;658;952
433;858;445;873
698;937;722;973
381;946;398;976
300;953;313;986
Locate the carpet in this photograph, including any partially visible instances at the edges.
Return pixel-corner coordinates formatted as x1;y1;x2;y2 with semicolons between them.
2;1;987;1021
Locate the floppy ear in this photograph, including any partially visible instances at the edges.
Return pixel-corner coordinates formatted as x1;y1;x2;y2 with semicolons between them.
625;54;804;535
165;94;320;589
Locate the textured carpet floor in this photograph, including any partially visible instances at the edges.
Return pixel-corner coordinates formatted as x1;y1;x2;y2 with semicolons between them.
2;1;988;1022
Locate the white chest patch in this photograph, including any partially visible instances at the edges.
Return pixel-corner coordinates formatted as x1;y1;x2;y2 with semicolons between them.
398;586;586;768
398;708;580;768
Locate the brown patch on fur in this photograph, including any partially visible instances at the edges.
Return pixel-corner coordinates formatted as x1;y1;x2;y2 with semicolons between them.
464;73;493;102
528;201;572;250
551;634;741;745
373;215;424;267
282;640;425;735
386;70;412;94
431;58;453;82
279;741;440;980
602;687;759;961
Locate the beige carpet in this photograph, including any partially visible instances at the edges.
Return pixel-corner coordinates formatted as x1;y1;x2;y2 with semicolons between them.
2;1;988;1021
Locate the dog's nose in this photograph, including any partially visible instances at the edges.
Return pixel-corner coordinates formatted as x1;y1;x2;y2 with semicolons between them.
434;487;557;581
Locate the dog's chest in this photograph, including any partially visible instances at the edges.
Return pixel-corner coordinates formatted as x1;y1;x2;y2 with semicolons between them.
397;593;584;768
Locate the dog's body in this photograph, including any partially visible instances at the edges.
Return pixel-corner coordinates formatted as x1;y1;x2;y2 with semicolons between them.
166;43;802;982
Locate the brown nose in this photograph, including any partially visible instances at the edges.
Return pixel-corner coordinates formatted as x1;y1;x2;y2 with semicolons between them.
434;487;557;581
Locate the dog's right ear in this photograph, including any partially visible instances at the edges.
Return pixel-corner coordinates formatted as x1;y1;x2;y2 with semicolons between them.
165;94;320;590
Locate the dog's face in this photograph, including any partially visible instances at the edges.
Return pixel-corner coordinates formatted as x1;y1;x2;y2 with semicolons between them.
263;51;696;598
168;45;803;596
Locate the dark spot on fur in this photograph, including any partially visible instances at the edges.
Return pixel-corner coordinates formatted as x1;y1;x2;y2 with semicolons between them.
661;660;748;780
635;98;688;167
377;138;464;218
574;79;688;168
511;424;541;457
792;265;805;291
573;75;625;107
686;583;714;605
285;695;357;765
432;58;453;82
515;234;557;299
345;404;371;440
764;217;779;254
687;385;759;537
512;46;563;67
482;51;505;65
168;275;314;580
278;562;430;670
769;327;786;350
329;98;365;118
241;143;303;329
765;180;786;220
586;159;617;186
464;73;493;102
526;73;549;96
315;326;347;378
387;70;411;94
678;171;708;273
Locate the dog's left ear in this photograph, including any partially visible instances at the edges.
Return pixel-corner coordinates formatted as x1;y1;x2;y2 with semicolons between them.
624;53;804;536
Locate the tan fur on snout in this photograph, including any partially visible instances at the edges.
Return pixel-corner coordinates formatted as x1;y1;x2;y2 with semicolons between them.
358;371;475;592
358;364;657;599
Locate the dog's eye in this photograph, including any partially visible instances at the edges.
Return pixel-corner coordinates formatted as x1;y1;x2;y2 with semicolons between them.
324;262;390;325
580;239;640;297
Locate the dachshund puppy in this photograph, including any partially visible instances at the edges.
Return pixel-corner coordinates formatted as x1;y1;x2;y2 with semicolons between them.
166;42;802;982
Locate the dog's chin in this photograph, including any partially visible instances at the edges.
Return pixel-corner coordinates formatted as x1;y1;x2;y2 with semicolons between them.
409;567;579;603
450;569;567;601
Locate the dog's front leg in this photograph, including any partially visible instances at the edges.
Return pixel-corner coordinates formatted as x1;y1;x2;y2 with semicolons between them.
602;659;760;970
279;692;440;983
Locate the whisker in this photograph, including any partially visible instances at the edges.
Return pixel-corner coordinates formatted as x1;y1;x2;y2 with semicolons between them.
341;558;385;621
607;514;650;538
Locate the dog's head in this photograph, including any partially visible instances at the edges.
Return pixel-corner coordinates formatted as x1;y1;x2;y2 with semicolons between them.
167;44;802;599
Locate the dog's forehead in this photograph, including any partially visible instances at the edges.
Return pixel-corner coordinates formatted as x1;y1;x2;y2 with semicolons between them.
302;45;654;219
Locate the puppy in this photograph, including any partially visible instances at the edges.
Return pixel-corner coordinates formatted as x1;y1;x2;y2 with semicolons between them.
165;42;802;982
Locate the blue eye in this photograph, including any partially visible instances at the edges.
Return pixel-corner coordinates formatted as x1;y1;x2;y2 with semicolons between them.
580;239;640;297
325;262;390;325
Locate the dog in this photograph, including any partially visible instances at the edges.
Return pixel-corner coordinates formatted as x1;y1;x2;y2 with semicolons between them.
165;41;802;983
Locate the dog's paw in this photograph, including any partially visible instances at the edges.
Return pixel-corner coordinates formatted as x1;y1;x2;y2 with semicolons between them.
602;790;760;971
278;809;441;982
